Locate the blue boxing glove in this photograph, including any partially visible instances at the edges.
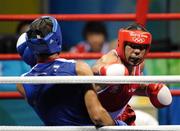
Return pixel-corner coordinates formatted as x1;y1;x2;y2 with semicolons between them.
16;33;37;67
114;120;127;126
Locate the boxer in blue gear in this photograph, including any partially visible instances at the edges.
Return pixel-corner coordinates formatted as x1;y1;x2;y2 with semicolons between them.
16;16;115;126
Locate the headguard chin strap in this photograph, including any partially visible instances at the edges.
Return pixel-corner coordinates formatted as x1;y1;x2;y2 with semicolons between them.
116;29;152;65
26;16;62;55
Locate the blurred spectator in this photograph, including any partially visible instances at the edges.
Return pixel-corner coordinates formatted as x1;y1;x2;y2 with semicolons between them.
109;39;118;50
16;21;32;35
0;21;32;87
0;21;33;125
0;21;31;53
0;35;17;53
70;21;110;53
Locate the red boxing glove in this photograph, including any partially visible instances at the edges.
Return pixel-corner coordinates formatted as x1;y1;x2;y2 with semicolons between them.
146;83;172;108
99;64;129;76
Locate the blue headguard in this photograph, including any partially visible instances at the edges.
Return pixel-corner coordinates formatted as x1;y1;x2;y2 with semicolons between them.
26;16;62;55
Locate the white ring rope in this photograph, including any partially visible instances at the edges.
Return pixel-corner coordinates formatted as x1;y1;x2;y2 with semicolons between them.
0;76;180;84
1;125;180;131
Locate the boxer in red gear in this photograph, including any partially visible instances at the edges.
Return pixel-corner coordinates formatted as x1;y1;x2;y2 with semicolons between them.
92;23;172;125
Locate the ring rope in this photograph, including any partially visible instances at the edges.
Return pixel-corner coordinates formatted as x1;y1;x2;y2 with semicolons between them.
1;125;180;131
1;13;180;21
0;76;180;84
1;52;180;60
1;89;180;99
136;0;149;26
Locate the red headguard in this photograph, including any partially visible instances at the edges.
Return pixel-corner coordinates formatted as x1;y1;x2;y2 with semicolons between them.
116;29;152;64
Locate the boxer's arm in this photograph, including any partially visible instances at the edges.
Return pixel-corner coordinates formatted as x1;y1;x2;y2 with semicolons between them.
76;61;115;126
92;51;128;92
16;84;26;97
92;55;109;75
92;50;119;75
94;52;128;76
99;63;128;76
134;62;147;96
135;83;172;108
146;83;172;108
140;61;145;75
134;62;172;108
